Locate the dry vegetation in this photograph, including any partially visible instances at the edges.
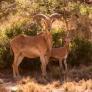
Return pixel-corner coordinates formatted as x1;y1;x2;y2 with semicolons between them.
0;65;92;92
1;77;92;92
10;77;92;92
0;0;92;92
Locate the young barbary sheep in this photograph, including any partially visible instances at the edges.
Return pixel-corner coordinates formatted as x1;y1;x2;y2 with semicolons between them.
51;37;71;73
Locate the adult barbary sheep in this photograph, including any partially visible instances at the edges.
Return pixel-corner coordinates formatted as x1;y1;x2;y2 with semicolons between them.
10;13;62;79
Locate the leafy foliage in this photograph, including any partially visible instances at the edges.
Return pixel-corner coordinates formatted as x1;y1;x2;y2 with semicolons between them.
68;37;92;66
52;28;66;47
0;34;11;68
5;20;41;39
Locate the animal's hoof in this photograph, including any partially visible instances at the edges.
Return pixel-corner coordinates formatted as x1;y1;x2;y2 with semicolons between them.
13;75;22;82
37;76;48;84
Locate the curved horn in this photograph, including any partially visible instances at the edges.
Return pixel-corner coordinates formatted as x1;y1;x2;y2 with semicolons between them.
33;14;51;31
33;14;49;21
50;13;62;23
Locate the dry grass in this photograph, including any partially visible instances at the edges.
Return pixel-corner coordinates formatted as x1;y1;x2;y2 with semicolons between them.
62;79;92;92
16;77;48;92
13;65;92;92
13;77;92;92
16;78;61;92
1;79;92;92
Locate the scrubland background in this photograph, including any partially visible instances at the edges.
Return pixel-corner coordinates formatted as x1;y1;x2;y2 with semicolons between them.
0;0;92;92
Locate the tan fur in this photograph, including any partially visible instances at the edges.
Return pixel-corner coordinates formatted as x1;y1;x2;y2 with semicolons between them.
51;37;71;72
10;32;52;78
10;13;61;78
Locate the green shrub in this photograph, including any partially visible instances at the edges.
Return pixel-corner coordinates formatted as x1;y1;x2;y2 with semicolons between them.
52;28;66;47
68;37;92;66
5;20;41;39
0;35;11;68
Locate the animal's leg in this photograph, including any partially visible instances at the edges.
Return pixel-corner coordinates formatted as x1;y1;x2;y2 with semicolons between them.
63;58;68;81
44;55;50;80
59;59;64;73
59;59;66;81
40;56;47;78
16;55;24;78
12;54;19;78
64;58;67;72
45;55;49;65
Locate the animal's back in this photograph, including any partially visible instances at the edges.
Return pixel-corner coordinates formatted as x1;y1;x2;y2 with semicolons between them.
10;34;27;50
51;47;67;59
10;34;48;56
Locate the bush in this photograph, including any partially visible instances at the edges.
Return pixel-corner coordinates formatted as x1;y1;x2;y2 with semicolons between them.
0;35;11;68
5;20;41;39
68;37;92;66
52;28;66;47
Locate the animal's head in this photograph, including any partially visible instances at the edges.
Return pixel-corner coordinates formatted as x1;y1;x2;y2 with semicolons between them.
64;36;71;47
33;13;62;52
33;13;62;32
